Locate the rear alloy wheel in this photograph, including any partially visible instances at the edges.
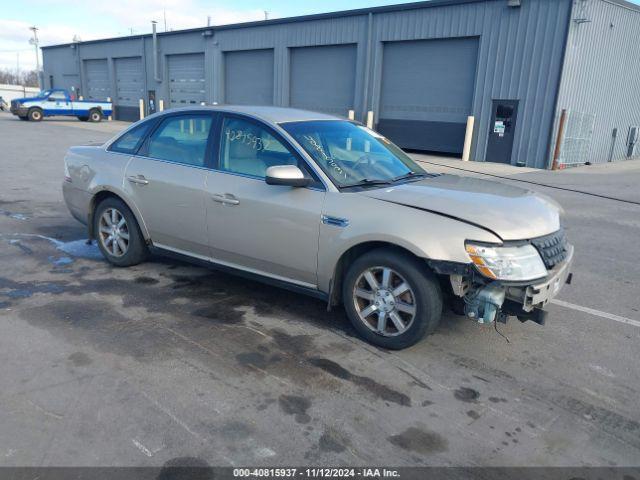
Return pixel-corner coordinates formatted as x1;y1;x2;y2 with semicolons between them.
28;108;43;121
94;197;148;267
88;109;102;122
99;208;130;258
343;248;442;350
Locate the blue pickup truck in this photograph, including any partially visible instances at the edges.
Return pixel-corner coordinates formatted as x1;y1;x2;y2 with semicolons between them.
10;89;113;122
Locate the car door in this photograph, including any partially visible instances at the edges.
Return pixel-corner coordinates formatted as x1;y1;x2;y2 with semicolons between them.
47;90;72;114
205;114;326;287
124;112;215;257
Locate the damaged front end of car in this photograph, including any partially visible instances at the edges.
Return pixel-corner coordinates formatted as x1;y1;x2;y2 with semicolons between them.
433;229;574;327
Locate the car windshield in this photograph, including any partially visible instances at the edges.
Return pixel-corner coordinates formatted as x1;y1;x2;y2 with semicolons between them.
282;120;428;188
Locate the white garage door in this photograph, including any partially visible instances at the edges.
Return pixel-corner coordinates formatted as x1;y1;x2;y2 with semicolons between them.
115;57;144;107
168;53;206;108
378;37;479;154
225;49;274;105
290;44;356;116
84;59;110;101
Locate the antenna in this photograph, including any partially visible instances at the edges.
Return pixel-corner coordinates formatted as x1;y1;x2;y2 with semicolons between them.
164;9;168;32
264;11;269;20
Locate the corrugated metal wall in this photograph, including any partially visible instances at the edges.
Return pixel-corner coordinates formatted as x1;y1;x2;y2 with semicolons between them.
554;0;640;164
41;0;573;168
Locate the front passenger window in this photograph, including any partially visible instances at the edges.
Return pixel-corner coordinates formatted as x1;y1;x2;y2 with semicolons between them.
219;117;299;178
147;115;212;167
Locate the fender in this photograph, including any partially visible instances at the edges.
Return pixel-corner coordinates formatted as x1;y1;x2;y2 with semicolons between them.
87;185;151;242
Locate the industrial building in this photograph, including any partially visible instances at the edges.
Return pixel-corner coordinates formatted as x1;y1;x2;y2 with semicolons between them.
41;0;640;168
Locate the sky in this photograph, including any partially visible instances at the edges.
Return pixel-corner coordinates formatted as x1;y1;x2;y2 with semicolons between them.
2;0;640;71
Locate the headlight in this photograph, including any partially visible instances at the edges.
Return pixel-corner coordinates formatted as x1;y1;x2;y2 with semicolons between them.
465;243;547;281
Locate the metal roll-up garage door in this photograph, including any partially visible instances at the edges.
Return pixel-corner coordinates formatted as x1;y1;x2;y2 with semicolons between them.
84;59;110;101
290;44;356;116
378;37;479;154
225;49;274;105
114;57;144;121
168;53;205;108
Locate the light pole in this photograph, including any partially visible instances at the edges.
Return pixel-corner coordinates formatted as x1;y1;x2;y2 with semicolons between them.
29;26;41;88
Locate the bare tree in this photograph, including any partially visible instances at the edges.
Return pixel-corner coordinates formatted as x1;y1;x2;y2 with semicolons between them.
0;68;39;87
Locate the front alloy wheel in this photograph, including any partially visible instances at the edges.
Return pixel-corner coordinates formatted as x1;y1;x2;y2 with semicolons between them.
353;267;417;337
343;248;442;350
98;207;130;257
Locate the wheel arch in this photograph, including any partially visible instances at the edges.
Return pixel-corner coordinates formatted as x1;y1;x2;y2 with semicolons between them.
328;240;429;308
88;189;150;242
28;106;44;119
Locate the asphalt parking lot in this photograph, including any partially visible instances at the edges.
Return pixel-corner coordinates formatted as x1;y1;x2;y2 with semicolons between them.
0;112;639;468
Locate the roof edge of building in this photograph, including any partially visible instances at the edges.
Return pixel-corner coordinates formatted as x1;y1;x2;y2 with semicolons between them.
42;0;489;50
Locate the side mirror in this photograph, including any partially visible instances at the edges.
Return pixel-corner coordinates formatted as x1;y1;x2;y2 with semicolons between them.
265;165;312;188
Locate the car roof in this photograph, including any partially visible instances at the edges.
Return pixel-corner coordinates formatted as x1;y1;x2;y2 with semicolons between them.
162;105;345;124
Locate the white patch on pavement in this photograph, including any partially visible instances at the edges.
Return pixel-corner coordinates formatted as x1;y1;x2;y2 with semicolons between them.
1;233;102;260
588;364;616;378
132;439;155;457
254;447;277;458
551;299;640;328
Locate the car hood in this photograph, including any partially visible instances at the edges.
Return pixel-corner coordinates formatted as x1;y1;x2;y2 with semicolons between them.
358;174;561;241
14;96;43;103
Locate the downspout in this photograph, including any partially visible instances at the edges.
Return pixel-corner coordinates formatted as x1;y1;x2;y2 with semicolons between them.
152;21;161;83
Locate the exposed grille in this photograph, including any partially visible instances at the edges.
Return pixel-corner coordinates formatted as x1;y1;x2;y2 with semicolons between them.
531;229;568;269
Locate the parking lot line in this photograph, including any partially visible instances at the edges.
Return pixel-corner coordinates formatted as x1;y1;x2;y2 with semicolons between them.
551;299;640;328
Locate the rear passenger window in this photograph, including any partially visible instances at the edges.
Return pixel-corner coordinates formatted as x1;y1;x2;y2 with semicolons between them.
147;115;212;167
110;122;152;154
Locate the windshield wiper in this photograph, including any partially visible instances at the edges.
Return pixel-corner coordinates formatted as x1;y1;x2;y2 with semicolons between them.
390;172;429;183
342;178;394;189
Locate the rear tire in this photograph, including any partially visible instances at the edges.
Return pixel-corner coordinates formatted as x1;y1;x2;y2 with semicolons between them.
342;248;442;350
28;108;43;122
88;109;102;122
94;197;148;267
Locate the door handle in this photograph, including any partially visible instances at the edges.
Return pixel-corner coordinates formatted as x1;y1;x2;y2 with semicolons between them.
127;175;149;185
211;193;240;206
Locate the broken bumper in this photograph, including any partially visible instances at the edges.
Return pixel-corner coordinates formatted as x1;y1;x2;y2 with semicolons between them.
506;244;575;312
454;244;575;325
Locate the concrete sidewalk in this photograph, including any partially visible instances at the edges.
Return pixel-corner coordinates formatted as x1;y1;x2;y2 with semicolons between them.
411;153;640;204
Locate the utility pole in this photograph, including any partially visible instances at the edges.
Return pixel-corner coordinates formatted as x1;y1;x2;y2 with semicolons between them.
163;9;167;32
29;26;41;88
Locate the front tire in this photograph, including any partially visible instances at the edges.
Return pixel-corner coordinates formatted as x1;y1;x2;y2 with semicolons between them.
28;108;43;122
94;197;148;267
342;248;442;350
